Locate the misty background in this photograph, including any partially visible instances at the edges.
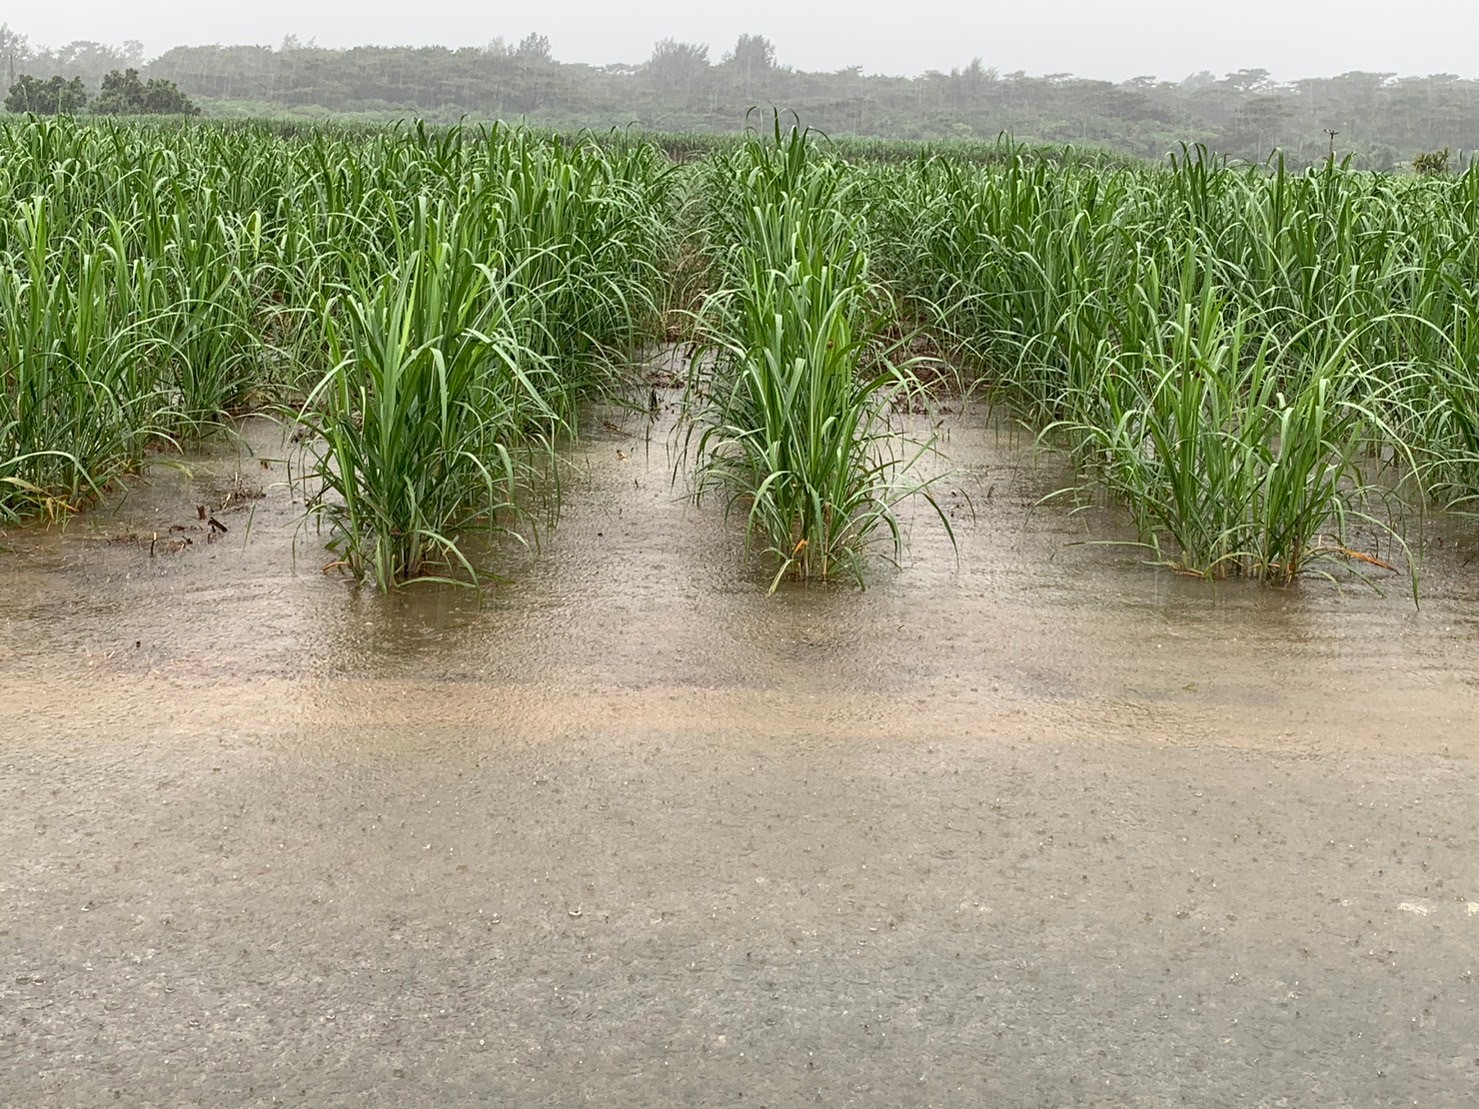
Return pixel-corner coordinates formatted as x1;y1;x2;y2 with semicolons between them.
14;1;1479;84
7;2;1479;169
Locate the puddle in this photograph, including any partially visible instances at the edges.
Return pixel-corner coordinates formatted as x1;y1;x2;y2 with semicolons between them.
4;382;1477;760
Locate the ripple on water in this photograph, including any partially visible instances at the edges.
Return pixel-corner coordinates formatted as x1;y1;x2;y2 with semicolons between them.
2;408;1478;758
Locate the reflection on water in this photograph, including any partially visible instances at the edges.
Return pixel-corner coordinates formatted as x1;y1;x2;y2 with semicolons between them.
3;397;1479;758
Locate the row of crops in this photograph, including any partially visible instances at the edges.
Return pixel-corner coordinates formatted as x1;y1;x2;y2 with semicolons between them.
0;118;671;587
682;123;947;587
863;151;1479;587
5;115;1479;594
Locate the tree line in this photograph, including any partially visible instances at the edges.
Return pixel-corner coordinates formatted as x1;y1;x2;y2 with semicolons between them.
2;23;1476;167
5;67;197;115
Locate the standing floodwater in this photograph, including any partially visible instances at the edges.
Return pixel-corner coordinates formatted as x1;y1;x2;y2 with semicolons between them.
3;406;1479;1105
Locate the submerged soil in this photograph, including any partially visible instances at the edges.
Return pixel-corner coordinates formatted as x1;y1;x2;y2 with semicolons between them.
3;384;1479;1105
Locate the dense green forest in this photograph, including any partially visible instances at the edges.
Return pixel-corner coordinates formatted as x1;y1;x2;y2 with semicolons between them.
3;23;1477;168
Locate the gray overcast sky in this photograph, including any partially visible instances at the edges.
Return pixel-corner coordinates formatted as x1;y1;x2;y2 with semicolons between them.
12;1;1479;82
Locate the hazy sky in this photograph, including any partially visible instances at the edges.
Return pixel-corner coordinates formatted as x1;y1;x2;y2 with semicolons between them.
12;1;1479;82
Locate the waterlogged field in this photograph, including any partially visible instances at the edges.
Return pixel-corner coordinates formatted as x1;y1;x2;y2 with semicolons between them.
3;115;1479;598
10;117;1479;1106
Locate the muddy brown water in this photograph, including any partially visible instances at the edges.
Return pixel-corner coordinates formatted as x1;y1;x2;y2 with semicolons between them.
3;389;1478;1106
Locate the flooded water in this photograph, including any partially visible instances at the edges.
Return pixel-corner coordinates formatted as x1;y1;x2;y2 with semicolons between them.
5;389;1477;758
4;375;1479;1104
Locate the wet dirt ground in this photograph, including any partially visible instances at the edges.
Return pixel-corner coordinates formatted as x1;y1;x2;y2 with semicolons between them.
3;383;1479;1106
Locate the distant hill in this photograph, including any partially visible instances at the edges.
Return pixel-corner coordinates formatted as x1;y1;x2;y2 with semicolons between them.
4;25;1475;169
